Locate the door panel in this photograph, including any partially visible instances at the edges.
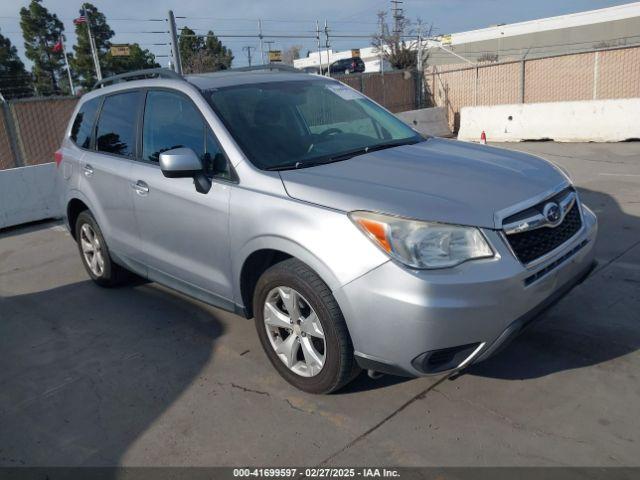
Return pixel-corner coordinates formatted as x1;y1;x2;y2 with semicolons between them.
80;91;142;261
131;89;233;305
130;162;233;303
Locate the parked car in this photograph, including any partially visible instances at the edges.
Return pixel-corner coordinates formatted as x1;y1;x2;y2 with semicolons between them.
324;56;366;75
57;68;597;394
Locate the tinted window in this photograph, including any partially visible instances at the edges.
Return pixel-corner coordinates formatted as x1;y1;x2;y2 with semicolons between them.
70;97;100;149
96;91;141;157
207;80;420;170
142;90;204;162
143;90;229;178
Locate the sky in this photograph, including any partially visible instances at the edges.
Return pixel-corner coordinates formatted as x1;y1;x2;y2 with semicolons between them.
0;0;634;68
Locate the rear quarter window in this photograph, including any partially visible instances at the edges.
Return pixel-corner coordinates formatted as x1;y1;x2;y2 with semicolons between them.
70;97;101;149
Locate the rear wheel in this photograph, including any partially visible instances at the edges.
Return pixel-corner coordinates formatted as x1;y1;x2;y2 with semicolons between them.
253;259;359;394
75;211;130;287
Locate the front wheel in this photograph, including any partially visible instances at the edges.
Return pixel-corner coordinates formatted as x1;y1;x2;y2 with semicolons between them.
253;259;359;394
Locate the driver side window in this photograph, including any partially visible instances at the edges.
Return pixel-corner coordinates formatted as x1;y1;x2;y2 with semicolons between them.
142;90;230;179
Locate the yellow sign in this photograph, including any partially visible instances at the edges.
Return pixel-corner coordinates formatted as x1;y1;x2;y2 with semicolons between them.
268;50;282;62
110;45;130;57
351;49;361;58
441;34;452;46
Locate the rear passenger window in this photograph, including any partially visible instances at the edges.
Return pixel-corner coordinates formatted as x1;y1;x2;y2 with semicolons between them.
96;91;140;157
70;97;100;149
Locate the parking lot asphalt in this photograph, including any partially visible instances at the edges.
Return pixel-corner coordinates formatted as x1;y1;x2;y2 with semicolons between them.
1;142;639;467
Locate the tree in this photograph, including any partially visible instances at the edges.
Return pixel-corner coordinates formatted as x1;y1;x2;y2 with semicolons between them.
19;0;66;95
179;27;233;74
0;28;33;99
107;44;159;75
282;45;302;65
372;11;432;71
69;3;112;89
70;3;158;89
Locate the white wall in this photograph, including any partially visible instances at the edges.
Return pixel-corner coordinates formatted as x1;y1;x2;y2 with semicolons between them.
396;107;452;138
458;99;640;143
0;163;62;229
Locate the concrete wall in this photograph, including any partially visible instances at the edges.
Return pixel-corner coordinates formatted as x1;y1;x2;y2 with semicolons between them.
396;107;452;137
0;163;62;229
457;98;640;142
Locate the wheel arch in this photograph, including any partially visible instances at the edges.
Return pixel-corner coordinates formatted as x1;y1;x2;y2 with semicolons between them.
66;197;91;240
235;237;342;319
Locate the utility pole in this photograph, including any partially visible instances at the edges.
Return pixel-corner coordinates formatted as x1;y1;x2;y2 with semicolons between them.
391;0;404;39
316;20;324;74
416;21;424;108
324;19;331;77
242;46;255;67
258;19;265;65
84;7;102;82
168;10;182;75
378;13;385;74
60;34;75;96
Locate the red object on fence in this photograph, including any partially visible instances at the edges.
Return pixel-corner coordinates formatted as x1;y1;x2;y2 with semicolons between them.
480;131;487;145
54;150;63;168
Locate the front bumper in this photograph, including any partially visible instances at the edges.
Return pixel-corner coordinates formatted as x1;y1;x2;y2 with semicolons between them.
334;205;598;377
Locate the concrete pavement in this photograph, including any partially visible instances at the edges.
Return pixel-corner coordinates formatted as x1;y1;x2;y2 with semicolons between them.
1;142;638;466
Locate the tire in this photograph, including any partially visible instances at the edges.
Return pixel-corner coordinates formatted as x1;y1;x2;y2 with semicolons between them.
253;259;360;394
75;210;130;287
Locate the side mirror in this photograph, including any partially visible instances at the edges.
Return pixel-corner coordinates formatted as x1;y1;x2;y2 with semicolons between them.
159;147;203;178
159;147;212;194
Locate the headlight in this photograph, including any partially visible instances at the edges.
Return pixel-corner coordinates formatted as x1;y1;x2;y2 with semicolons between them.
349;211;494;269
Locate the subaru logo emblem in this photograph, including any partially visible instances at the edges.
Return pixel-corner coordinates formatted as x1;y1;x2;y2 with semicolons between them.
543;202;562;225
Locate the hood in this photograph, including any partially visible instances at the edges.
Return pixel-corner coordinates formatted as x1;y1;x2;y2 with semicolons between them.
279;138;568;229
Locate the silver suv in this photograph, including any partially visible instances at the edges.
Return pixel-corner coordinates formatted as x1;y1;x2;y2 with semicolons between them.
57;68;598;393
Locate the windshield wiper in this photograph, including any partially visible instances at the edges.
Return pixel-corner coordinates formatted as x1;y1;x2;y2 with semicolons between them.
328;139;422;162
263;139;423;171
264;161;304;171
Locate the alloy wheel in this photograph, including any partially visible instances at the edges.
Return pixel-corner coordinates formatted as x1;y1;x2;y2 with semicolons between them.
263;286;326;377
80;223;105;277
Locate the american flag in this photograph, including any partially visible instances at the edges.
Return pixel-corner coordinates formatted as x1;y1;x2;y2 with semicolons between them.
73;15;87;25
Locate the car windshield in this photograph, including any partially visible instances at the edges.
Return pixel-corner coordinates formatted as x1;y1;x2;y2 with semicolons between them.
205;79;423;170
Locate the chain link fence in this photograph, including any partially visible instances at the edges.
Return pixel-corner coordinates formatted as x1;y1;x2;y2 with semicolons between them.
426;44;640;132
0;96;78;171
335;70;419;113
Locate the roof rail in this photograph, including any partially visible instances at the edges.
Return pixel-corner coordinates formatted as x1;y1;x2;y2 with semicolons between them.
229;64;302;74
94;68;183;89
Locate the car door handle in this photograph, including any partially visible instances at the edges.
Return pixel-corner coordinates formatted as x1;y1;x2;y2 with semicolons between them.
83;164;94;177
131;180;149;196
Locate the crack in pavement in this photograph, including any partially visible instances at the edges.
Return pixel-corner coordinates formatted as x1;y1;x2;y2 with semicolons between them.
216;382;270;396
317;375;449;466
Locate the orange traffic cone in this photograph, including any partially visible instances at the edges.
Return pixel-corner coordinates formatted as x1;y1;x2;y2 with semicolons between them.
480;131;487;145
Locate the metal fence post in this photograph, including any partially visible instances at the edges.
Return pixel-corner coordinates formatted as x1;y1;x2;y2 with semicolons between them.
593;51;600;100
1;100;25;168
474;66;478;106
520;60;526;103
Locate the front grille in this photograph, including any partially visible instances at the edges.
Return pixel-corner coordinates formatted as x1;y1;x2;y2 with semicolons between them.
506;203;582;264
